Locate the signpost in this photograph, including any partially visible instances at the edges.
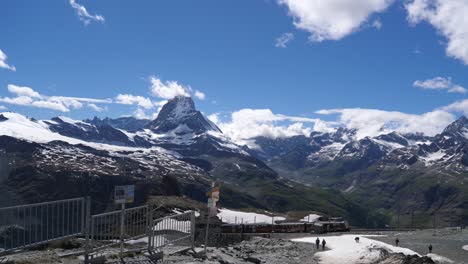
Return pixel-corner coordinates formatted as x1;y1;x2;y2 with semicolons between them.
114;185;134;260
115;185;135;204
204;185;219;250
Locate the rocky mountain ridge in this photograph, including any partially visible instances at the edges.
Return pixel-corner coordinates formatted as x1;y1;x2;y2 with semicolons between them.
0;97;467;226
0;97;366;225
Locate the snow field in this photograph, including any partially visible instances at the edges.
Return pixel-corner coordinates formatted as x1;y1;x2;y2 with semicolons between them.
292;234;454;264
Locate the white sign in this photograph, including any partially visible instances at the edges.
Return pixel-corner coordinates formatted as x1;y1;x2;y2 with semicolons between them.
114;185;135;204
207;198;215;208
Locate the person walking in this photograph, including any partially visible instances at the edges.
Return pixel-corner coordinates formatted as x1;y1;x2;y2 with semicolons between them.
395;238;399;246
322;239;327;250
315;238;320;250
428;244;433;253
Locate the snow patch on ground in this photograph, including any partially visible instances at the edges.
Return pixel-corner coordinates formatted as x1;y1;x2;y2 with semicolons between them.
308;142;345;161
56;116;83;125
292;234;418;264
421;150;446;165
373;139;405;150
217;208;285;224
463;245;468;251
426;253;454;263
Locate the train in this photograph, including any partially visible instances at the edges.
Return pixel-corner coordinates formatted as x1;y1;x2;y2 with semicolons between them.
221;219;349;234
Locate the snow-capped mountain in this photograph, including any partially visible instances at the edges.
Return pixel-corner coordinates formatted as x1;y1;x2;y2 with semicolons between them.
85;116;151;132
248;122;467;176
1;97;467;226
0;97;365;224
147;96;221;134
248;117;468;225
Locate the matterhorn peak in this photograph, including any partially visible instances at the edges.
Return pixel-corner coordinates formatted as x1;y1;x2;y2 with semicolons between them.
147;96;221;134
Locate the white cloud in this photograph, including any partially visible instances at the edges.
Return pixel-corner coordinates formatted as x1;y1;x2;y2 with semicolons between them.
87;103;105;112
69;0;105;25
0;106;6;110
132;107;160;120
149;76;190;99
8;84;42;98
133;108;151;120
207;113;220;124
148;76;207;101
278;0;394;41
275;32;294;48
0;96;33;106
413;76;451;89
0;49;16;71
211;98;467;145
194;90;206;100
0;84;111;112
208;109;321;146
413;76;466;94
440;99;468;116
406;0;468;64
448;85;467;94
313;119;336;133
115;94;154;109
316;108;455;138
31;100;70;112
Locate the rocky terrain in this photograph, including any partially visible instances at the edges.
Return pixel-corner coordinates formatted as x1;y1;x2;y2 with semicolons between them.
0;237;442;264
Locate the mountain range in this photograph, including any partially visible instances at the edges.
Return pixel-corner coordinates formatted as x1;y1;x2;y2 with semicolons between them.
0;96;466;227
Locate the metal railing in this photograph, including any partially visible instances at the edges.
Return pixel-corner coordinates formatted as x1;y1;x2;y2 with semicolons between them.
0;197;87;256
0;198;197;260
149;211;195;251
88;205;150;253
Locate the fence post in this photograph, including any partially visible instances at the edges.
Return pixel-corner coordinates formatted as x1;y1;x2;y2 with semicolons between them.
120;203;126;260
204;211;210;251
146;205;152;252
191;211;196;249
84;196;91;264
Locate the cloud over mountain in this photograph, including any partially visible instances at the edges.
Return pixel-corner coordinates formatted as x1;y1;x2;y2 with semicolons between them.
0;84;112;112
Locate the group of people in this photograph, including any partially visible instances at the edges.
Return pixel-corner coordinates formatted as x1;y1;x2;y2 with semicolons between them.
315;238;326;250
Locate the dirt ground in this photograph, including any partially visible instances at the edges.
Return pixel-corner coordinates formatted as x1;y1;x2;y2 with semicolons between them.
1;231;461;264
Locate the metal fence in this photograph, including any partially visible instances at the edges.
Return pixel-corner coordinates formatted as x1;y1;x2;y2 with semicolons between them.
0;198;196;260
88;205;149;252
149;211;195;251
0;197;87;256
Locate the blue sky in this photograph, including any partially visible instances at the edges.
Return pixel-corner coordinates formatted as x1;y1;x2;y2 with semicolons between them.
1;0;467;140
